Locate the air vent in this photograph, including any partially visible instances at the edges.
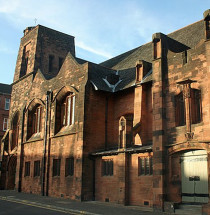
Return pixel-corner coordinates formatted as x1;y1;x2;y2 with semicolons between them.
144;201;149;206
105;198;109;202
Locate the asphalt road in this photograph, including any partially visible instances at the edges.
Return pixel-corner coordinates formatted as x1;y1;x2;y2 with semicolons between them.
0;190;154;215
0;199;75;215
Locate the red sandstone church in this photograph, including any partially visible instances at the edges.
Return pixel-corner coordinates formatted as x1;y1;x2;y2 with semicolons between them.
0;9;210;214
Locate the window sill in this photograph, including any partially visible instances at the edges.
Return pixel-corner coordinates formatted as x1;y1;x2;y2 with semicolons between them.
65;175;74;178
53;125;77;138
191;121;203;127
175;121;203;129
175;125;186;129
25;133;43;143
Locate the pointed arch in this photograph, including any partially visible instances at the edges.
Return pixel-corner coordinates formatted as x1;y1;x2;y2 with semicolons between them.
54;86;76;134
11;111;20;151
52;85;79;103
26;98;45;112
134;133;142;146
26;98;44;139
10;110;20;129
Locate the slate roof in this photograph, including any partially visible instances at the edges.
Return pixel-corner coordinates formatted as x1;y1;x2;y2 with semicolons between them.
39;20;205;93
0;83;12;94
100;20;204;70
88;62;139;92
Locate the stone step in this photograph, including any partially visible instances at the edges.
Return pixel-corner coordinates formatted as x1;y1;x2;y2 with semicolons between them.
175;204;202;215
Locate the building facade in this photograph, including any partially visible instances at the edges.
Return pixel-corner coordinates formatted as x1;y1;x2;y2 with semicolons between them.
0;83;11;141
1;9;210;213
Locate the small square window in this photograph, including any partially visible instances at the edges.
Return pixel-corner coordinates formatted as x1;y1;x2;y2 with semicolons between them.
102;159;113;176
138;157;153;176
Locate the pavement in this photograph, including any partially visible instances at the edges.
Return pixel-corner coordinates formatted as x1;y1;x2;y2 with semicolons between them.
0;190;155;215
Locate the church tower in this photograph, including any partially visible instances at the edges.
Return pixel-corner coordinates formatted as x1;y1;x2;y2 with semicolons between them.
13;25;75;83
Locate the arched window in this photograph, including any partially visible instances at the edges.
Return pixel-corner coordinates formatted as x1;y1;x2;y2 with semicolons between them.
191;89;202;124
11;112;19;150
175;92;185;127
27;104;42;139
119;117;126;148
55;92;75;133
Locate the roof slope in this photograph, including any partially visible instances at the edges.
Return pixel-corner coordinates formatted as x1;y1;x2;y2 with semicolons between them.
0;83;12;94
100;20;204;70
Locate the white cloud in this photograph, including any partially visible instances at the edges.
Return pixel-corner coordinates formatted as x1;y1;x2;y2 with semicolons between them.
76;41;113;59
0;0;173;61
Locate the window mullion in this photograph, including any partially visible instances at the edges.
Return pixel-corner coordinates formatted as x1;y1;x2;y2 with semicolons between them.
71;95;75;125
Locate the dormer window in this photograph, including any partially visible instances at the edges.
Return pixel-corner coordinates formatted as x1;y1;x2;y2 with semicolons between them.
136;64;142;82
153;39;161;59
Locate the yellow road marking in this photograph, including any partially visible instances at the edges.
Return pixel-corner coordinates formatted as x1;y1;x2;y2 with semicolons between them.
0;196;99;215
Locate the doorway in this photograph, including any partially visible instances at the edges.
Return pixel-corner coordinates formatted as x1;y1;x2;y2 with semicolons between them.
181;150;208;203
7;156;17;190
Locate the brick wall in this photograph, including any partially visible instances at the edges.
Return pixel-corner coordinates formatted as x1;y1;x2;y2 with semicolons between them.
0;94;10;140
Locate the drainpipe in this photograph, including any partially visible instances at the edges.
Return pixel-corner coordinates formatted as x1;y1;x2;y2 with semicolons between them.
18;108;25;192
46;92;52;196
41;91;51;196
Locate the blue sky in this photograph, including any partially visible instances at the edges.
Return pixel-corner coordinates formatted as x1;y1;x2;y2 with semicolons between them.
0;0;209;84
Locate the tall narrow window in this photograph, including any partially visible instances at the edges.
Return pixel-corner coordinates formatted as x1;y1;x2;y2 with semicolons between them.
55;93;75;133
5;98;10;110
191;89;202;124
49;55;54;73
11;112;19;151
34;160;40;177
102;159;113;176
65;157;74;176
3;118;8;131
53;159;61;176
205;19;210;40
175;92;186;126
25;161;30;177
149;157;153;175
145;157;150;175
27;105;42;139
59;57;64;70
183;50;188;64
20;43;31;78
119;117;125;148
